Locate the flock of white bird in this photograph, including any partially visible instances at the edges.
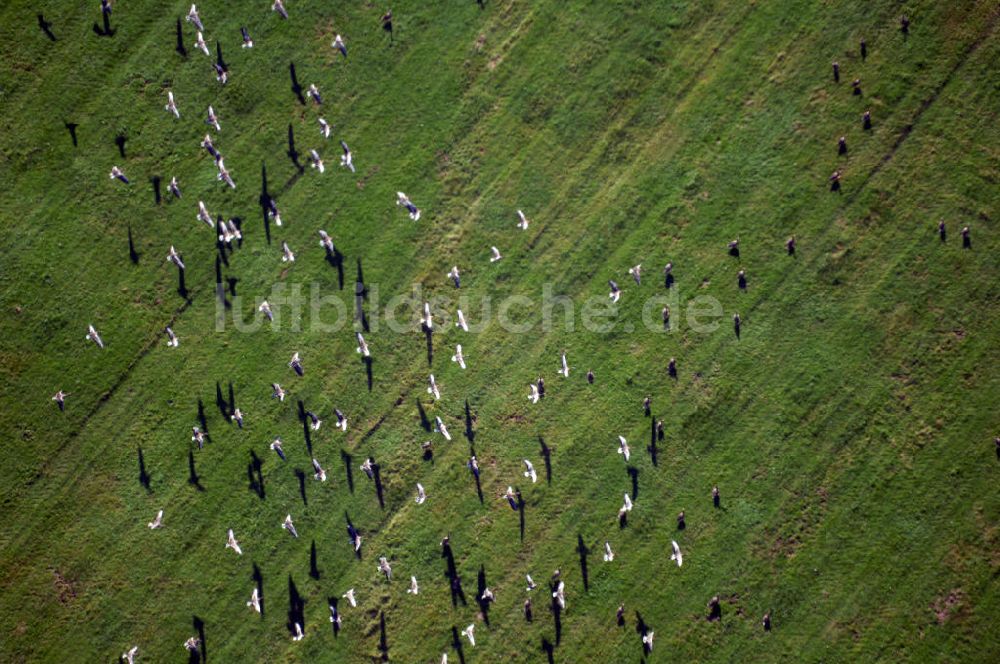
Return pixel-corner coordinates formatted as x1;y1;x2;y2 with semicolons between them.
66;3;692;661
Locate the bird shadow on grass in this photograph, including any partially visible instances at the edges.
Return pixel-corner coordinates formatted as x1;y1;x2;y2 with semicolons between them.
215;382;230;419
541;636;555;664
451;626;467;664
37;14;56;41
340;450;355;493
287;575;305;637
151;175;162;205
114;132;127;158
309;540;321;580
464;400;476;444
287;124;304;172
364;357;373;392
647;417;658;466
127;224;140;265
296;400;312;455
476;565;491;626
188;450;204;491
577;534;590;592
258;163;272;245
137;446;151;491
175;17;186;57
289;62;305;104
518;491;526;542
550;588;563;645
92;12;115;38
196;399;209;435
248;450;265;499
372;462;385;508
539;436;552;484
64;121;78;147
378;611;389;661
416;399;431;432
325;247;345;289
295;469;308;506
327;597;340;637
628;466;640;502
192;615;206;662
424;327;433;366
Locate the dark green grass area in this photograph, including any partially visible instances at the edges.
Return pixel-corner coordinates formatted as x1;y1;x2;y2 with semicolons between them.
0;1;998;661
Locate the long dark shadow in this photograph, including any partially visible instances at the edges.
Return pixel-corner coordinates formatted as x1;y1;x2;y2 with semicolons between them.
464;400;475;444
576;534;590;592
127;224;140;265
287;124;303;171
64;122;78;147
416;399;431;432
340;450;355;493
175;17;187;56
137;446;151;491
309;540;321;579
289;62;305;104
259;162;272;245
539;436;552;484
38;14;57;41
188;450;204;491
295;469;308;506
151;175;162;204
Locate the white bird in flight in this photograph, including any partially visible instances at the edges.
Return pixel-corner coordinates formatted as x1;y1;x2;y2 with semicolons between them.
397;192;421;220
378;556;392;580
557;351;570;377
194;30;210;56
86;324;104;348
259;300;273;321
186;5;204;31
461;624;476;647
451;345;466;369
271;383;286;402
407;576;419;594
312;458;327;482
292;622;304;641
109;166;129;184
456;309;469;331
147;510;163;529
332;34;347;57
340;140;355;173
434;416;451;441
516;209;529;230
167;245;186;270
552;581;566;609
306;83;322;105
283;514;299;538
270;438;286;461
206;105;220;131
318;117;331;139
168;176;182;199
415;483;426;504
273;0;289;19
603;541;615;562
247;587;261;613
197;201;214;228
617;435;630;462
447;266;461;288
309;149;325;173
490;246;502;263
642;630;655;651
121;646;138;664
281;242;295;262
629;264;642;285
523;459;537;483
618;493;634;520
670;540;683;567
165;327;179;347
334;408;348;432
526;574;537;591
216;159;236;189
165;91;180;119
427;374;440;400
422;302;433;330
608;279;621;303
342;588;357;607
356;332;370;357
318;229;335;252
226;528;242;555
528;382;540;404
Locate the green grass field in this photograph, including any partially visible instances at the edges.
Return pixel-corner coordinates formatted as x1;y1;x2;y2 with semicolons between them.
1;1;998;661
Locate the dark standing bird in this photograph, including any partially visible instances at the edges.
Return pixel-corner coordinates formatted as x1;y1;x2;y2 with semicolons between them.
737;269;747;291
862;110;872;130
587;369;595;384
838;136;847;155
712;485;720;508
832;61;839;82
860;38;867;60
938;221;946;242
733;313;741;339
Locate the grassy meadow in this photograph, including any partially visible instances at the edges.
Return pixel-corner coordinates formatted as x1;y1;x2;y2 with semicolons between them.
0;0;998;661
